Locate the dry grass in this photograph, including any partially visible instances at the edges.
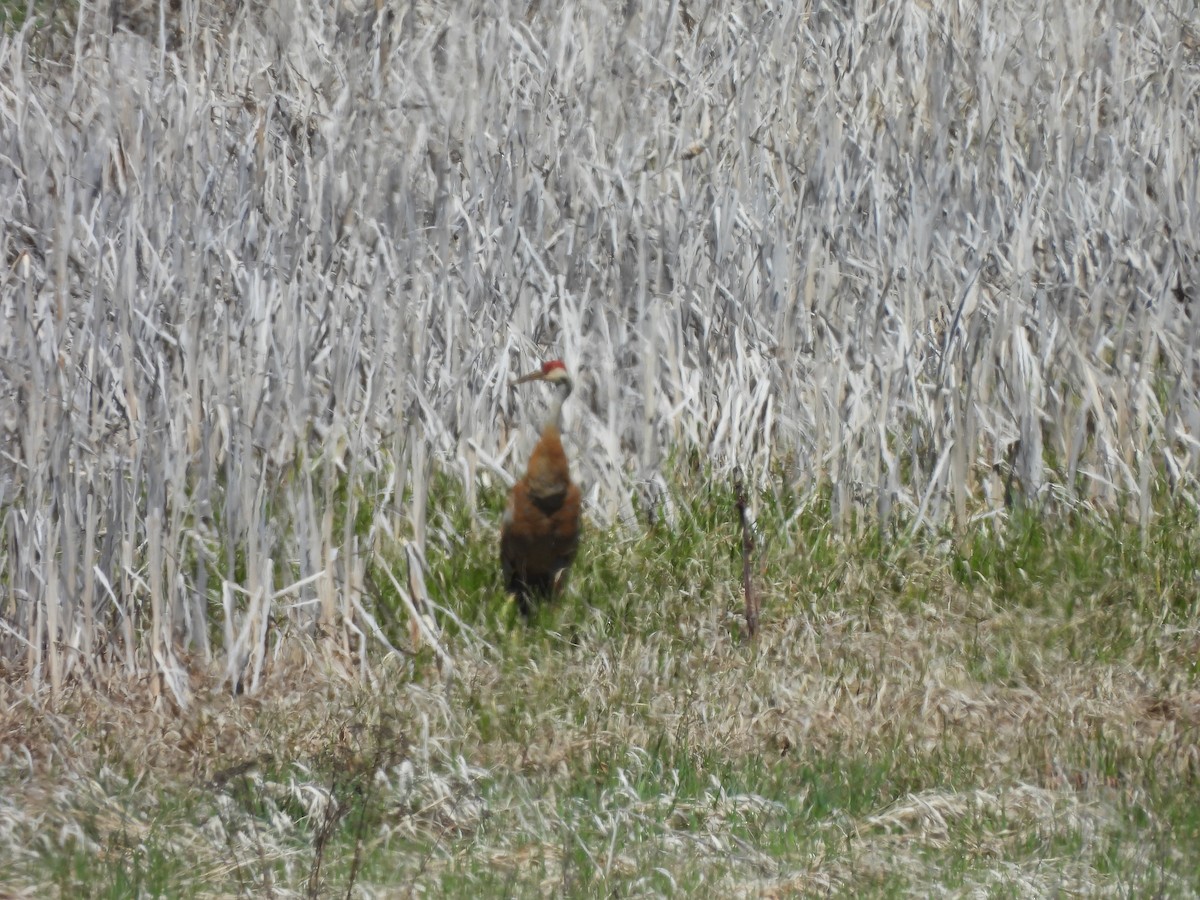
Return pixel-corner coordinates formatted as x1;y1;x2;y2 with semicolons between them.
2;0;1199;687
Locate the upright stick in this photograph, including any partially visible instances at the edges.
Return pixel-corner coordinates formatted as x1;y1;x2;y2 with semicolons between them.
734;468;759;639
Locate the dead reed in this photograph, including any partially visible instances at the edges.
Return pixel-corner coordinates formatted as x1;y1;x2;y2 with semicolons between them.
0;0;1197;689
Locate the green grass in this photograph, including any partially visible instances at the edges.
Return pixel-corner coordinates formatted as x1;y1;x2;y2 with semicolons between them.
3;473;1200;896
0;0;73;49
0;0;33;31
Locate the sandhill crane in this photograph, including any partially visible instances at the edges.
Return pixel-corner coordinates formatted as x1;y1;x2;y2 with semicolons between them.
501;359;582;615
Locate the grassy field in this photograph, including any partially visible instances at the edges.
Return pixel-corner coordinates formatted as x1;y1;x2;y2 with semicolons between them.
2;475;1199;896
2;0;1200;894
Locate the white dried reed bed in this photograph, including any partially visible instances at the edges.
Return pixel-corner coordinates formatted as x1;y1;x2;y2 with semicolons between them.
1;0;1199;683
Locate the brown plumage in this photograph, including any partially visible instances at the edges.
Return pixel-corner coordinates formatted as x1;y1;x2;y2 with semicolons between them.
501;359;582;615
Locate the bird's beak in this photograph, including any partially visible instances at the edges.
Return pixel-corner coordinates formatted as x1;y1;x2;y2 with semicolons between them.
511;369;546;387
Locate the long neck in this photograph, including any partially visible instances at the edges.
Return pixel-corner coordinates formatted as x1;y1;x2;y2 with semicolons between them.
545;381;570;432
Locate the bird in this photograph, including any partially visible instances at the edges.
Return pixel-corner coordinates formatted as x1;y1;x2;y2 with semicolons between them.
500;359;582;616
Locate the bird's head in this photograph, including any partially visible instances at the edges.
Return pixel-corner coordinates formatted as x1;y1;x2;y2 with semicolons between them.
513;359;573;392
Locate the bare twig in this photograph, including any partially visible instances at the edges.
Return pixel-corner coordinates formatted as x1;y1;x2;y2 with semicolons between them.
734;468;759;639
